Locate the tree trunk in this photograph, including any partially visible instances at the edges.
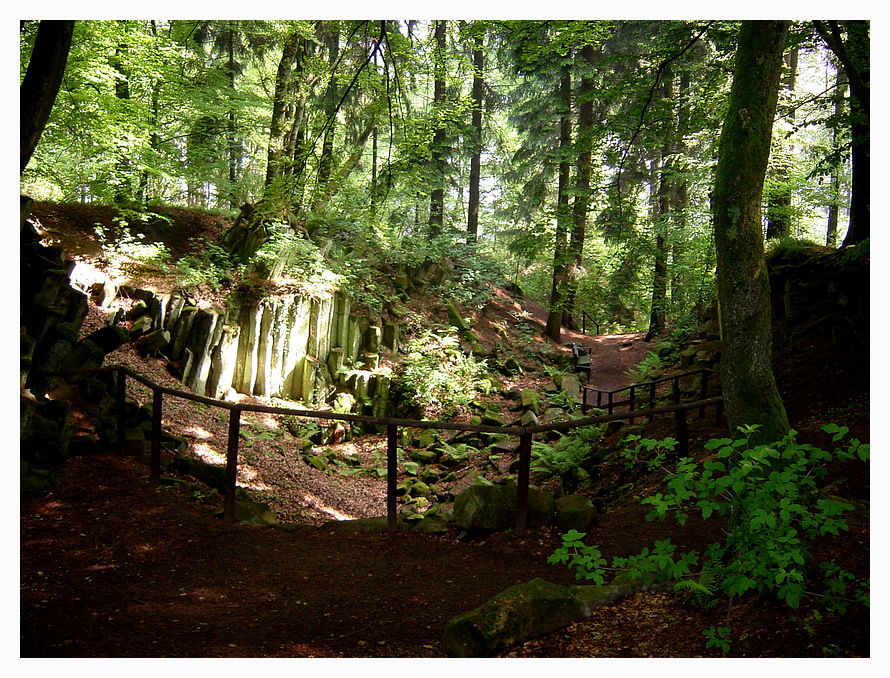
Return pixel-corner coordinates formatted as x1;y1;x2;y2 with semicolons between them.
466;31;484;244
264;28;308;216
646;69;676;343
711;20;791;444
226;26;240;210
317;24;340;194
765;47;798;240
544;69;573;342
826;67;847;248
21;20;74;175
563;43;596;331
814;20;869;247
428;20;447;236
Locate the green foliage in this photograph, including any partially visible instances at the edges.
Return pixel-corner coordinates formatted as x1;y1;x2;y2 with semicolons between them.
395;330;490;416
174;237;243;293
702;626;732;653
94;222;172;276
549;423;869;652
619;434;678;472
625;351;663;383
531;425;602;493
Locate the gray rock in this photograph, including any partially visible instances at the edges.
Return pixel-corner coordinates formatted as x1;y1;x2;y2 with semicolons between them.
442;578;635;657
233;500;277;526
554;494;597;532
411;515;449;533
453;483;554;531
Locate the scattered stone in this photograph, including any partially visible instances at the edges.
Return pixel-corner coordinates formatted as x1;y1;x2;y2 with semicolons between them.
554;494;597;532
520;388;540;413
408;448;437;465
442;578;636;657
453;483;554;531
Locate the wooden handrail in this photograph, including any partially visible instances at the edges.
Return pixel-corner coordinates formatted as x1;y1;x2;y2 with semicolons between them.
33;366;725;535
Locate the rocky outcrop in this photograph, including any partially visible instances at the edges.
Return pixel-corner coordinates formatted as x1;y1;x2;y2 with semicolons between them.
453;483;555;531
69;274;400;416
442;577;636;657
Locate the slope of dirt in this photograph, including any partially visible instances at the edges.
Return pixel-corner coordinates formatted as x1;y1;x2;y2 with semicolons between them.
21;203;869;658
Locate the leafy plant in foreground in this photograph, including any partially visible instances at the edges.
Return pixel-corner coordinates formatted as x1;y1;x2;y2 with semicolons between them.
549;423;869;653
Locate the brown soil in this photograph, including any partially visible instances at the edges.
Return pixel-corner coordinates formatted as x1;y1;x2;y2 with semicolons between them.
20;203;869;658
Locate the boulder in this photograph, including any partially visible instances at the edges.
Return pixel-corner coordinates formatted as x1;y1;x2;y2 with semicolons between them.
556;374;581;403
320;516;399;533
411;515;449;533
520;388;540;413
453;483;554;531
442;578;635;657
554;494;597;533
233;500;277;526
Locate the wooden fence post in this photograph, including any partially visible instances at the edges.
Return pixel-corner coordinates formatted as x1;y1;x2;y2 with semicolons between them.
150;388;162;484
116;368;126;455
514;431;533;536
699;371;710;418
387;423;398;532
675;408;689;458
223;407;241;524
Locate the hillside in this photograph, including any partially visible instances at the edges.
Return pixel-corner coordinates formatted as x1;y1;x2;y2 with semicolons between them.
21;203;869;658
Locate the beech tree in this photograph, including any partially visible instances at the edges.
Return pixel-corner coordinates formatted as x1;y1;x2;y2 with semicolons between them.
711;20;791;443
20;20;74;174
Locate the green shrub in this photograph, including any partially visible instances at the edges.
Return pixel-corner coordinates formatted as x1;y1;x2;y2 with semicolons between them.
395;330;489;417
531;425;603;494
549;423;870;651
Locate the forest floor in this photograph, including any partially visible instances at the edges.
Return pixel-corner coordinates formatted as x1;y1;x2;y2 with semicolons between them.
21;203;870;661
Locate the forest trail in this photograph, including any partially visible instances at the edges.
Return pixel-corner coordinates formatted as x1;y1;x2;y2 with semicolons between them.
489;289;651;394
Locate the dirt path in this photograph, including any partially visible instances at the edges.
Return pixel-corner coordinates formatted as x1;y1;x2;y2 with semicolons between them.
498;291;652;393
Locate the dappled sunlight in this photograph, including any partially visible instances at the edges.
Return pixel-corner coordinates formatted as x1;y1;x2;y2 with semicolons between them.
297;491;355;521
192;441;225;465
184;425;215;440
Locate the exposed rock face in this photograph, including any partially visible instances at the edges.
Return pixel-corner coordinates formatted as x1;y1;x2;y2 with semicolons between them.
442;577;635;657
81;279;400;416
453;483;555;531
554;493;597;532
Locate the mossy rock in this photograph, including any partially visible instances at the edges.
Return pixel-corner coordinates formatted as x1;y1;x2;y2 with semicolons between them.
554;493;597;532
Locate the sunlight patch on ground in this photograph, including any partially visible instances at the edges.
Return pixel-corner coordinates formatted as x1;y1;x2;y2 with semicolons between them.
298;492;354;521
184;425;215;440
192;441;225;465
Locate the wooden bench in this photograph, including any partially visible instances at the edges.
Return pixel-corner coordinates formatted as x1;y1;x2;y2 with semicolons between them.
571;343;592;383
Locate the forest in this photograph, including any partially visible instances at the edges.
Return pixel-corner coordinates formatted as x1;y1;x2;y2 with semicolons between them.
20;19;869;658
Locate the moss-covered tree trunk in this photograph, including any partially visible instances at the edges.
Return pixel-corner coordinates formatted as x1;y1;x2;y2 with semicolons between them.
20;20;74;174
712;20;791;443
544;69;573;342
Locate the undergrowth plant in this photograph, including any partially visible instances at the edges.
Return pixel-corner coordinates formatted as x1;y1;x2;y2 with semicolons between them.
549;423;869;654
395;330;490;417
532;424;603;495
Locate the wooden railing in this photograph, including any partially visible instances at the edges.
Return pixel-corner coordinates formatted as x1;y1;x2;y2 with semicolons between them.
580;311;600;335
582;368;719;420
34;365;724;536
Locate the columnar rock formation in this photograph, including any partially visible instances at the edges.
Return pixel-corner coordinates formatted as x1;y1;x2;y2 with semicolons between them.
70;262;399;416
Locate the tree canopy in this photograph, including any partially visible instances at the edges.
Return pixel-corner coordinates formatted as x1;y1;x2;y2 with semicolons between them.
21;19;867;336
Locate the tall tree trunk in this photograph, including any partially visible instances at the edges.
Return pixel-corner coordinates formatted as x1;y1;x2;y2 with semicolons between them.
814;20;869;247
226;25;240;210
766;47;798;240
646;69;676;342
20;20;74;175
264;28;308;216
317;24;340;195
712;20;791;444
563;43;596;331
826;67;847;248
544;68;573;342
466;31;484;244
428;20;447;236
